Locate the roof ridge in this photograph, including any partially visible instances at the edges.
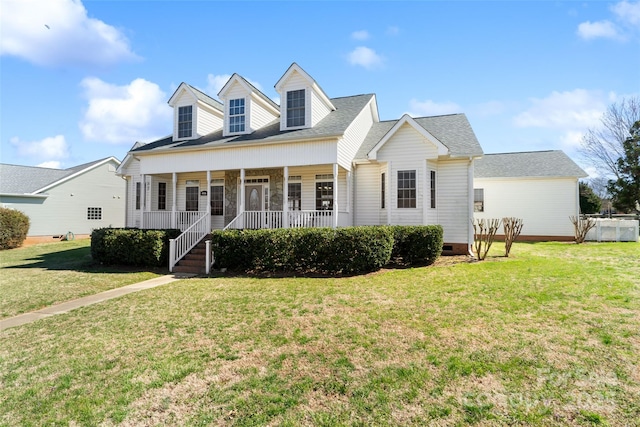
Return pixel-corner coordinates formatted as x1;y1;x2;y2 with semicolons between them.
484;150;559;156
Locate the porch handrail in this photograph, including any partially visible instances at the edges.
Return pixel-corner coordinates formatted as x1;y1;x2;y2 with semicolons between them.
224;210;334;230
169;214;209;272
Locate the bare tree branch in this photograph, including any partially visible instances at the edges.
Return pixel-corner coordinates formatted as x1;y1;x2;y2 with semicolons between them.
580;96;640;179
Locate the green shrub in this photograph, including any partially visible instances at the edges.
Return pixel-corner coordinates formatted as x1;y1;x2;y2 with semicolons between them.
387;225;444;265
211;225;442;275
91;228;181;267
0;208;30;250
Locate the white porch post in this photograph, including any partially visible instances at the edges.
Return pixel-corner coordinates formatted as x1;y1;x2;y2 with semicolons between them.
333;163;339;228
283;166;289;228
171;172;177;229
240;168;245;228
206;170;212;232
140;174;146;229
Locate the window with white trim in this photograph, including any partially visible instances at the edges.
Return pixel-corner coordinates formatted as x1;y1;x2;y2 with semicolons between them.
135;182;141;210
315;174;333;211
210;179;224;216
286;89;305;127
87;207;102;220
158;182;166;210
430;170;436;209
185;180;199;211
288;176;302;211
228;98;245;133
178;105;193;138
397;170;416;208
381;173;386;209
474;188;484;212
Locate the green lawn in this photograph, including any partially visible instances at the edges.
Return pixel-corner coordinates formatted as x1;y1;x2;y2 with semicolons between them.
0;240;163;318
1;242;639;426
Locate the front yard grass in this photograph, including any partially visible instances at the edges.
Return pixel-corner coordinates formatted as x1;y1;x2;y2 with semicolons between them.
0;240;163;318
1;241;639;426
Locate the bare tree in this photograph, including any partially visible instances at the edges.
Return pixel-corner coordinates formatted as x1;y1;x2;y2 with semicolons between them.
580;97;640;179
570;216;596;244
503;217;523;257
472;218;501;260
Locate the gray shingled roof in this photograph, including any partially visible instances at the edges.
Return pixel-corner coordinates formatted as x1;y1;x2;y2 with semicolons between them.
0;158;114;194
185;84;223;112
355;113;483;160
133;94;374;153
474;151;588;178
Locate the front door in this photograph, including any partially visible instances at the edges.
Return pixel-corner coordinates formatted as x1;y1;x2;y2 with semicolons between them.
245;184;263;211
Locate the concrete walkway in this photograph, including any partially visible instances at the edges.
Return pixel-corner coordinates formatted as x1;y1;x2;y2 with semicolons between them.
1;274;192;331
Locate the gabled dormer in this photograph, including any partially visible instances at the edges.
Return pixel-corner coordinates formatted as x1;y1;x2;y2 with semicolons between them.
218;74;280;137
168;83;224;141
275;63;336;131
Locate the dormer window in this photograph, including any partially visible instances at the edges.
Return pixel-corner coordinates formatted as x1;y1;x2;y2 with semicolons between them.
229;98;245;133
178;106;193;138
286;89;305;127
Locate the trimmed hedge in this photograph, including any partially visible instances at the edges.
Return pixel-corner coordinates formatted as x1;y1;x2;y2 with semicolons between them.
388;225;444;265
91;228;181;267
0;208;30;250
211;225;443;275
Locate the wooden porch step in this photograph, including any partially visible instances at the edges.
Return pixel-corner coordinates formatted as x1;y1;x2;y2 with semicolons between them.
173;264;206;275
173;235;212;275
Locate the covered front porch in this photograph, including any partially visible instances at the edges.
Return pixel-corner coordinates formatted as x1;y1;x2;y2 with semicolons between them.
134;163;351;232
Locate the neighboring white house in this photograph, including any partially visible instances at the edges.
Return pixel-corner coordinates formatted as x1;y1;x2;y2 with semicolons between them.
0;157;125;243
473;150;588;240
117;63;484;263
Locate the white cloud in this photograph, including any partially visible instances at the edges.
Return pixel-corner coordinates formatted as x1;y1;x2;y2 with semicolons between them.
577;20;620;40
0;0;138;67
347;46;384;69
513;89;606;130
79;77;172;144
37;161;63;169
206;74;232;96
612;0;640;25
408;99;462;117
10;135;69;161
351;30;370;41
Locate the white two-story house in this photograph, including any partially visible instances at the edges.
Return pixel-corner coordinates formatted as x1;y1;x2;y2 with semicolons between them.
117;63;484;270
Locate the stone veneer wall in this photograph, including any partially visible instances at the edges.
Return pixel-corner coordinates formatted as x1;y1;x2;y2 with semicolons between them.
223;169;284;226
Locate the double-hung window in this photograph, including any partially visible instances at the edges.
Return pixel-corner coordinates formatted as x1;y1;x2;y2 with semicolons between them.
158;182;166;210
288;176;302;211
229;98;245;133
381;173;386;209
135;182;141;210
397;170;416;208
474;188;484;212
286;89;305;127
430;170;436;209
178;106;193;138
185;180;199;211
315;174;333;211
210;179;224;216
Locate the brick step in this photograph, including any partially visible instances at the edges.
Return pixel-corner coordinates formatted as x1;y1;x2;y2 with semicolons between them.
173;265;205;274
178;258;204;267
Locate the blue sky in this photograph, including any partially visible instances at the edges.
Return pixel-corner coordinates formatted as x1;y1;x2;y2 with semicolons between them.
1;0;639;177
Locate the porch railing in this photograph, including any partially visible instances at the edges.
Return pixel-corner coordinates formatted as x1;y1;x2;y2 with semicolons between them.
224;210;334;230
143;211;207;231
169;214;209;272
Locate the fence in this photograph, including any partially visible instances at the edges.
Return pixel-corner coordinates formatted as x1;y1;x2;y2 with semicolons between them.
585;219;639;242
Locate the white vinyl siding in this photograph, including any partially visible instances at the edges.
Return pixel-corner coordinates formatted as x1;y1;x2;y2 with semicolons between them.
353;163;382;225
196;104;223;136
338;97;376;170
474;177;579;237
437;160;472;245
140;139;338;175
1;160;125;236
310;89;332;127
